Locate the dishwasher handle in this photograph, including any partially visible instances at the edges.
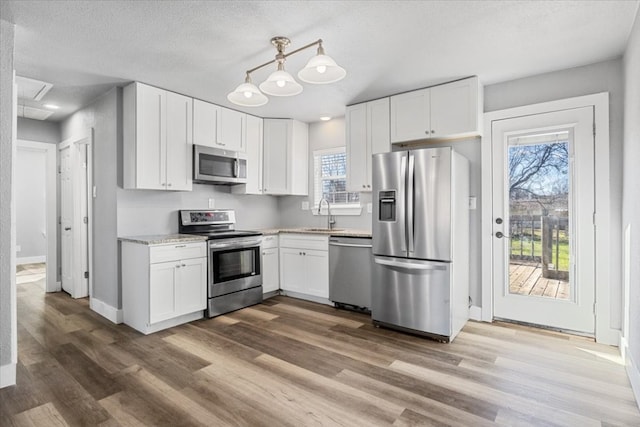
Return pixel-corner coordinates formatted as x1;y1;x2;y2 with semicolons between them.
329;241;372;249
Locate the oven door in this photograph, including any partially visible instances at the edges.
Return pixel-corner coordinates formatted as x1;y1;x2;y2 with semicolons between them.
208;237;262;297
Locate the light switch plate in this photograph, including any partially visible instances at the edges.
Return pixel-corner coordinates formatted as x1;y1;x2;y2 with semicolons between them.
469;196;477;210
367;203;373;213
208;198;215;208
301;201;309;210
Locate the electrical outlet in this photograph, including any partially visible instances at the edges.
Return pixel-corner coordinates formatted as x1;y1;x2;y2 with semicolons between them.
468;196;477;210
367;203;373;213
301;201;309;210
208;198;215;208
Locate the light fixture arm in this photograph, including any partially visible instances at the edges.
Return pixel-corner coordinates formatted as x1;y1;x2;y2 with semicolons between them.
245;39;323;77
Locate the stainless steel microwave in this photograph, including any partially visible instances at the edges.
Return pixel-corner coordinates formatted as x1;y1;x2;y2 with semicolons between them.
193;145;247;185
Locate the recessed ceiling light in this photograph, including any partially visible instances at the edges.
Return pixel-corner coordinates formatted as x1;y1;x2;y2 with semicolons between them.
43;104;59;110
320;116;331;121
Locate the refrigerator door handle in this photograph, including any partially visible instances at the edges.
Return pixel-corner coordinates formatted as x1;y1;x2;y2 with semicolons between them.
374;257;446;271
400;155;408;252
407;153;415;253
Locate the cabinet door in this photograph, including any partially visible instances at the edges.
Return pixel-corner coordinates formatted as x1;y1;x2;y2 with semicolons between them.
175;257;207;316
165;92;193;191
136;84;166;189
263;119;290;194
149;261;177;324
244;115;264;195
368;98;391;188
289;120;308;196
217;107;245;152
430;77;479;138
346;103;368;192
193;99;219;148
279;247;305;292
390;88;430;143
304;249;329;298
262;247;279;293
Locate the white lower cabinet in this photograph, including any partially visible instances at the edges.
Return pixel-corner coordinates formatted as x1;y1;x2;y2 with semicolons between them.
279;234;329;300
122;241;207;334
261;235;279;295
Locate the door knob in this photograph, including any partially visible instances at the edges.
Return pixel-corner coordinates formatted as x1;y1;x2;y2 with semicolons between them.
495;218;503;224
495;231;509;238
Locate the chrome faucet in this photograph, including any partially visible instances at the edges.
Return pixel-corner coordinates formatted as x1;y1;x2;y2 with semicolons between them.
318;197;336;230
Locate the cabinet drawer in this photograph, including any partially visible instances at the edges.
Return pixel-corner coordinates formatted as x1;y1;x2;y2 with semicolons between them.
150;242;206;264
262;235;279;249
279;234;328;251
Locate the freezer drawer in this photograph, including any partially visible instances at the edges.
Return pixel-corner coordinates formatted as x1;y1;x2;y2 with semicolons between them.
329;237;372;310
372;256;451;338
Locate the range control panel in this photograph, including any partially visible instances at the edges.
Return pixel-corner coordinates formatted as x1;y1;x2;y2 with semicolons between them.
180;210;236;226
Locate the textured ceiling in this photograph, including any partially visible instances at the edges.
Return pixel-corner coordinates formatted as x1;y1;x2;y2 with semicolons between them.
1;0;638;123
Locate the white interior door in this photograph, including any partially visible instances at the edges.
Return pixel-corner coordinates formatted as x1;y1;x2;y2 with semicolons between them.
491;107;595;333
60;145;73;294
60;139;90;299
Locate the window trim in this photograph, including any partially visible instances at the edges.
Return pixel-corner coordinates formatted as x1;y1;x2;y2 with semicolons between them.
312;147;362;216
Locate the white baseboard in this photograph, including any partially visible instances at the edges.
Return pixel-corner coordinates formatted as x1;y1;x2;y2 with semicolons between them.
16;255;46;265
623;340;640;411
469;305;482;321
0;362;16;388
90;297;123;324
279;290;333;306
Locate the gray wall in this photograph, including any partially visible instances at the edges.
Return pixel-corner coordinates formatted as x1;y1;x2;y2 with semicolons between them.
17;117;60;144
15;147;46;259
60;88;120;309
0;18;16;374
277;118;374;231
484;58;624;329
623;8;640;389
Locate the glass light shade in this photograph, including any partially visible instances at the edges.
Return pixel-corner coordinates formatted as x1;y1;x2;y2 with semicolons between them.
259;69;303;96
227;81;268;106
298;54;346;84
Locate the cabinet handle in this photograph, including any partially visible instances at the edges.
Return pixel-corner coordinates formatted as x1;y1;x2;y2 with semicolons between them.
362;185;366;188
425;130;429;135
181;264;186;267
167;183;172;187
176;264;181;268
367;185;371;188
431;130;435;134
303;252;306;256
175;245;186;248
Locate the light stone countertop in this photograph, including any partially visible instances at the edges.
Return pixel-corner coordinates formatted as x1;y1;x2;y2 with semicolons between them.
258;228;372;238
118;234;208;245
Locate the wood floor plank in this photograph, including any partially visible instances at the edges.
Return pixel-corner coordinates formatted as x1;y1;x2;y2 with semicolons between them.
2;276;638;426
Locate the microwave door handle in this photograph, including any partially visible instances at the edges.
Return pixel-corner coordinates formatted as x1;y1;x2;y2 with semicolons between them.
233;159;239;178
407;153;415;254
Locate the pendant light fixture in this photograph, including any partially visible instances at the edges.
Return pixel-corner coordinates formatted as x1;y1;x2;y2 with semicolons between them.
227;37;346;107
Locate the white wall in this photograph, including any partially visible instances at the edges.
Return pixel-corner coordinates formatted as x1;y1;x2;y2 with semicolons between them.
0;18;16;386
484;58;624;329
15;147;46;260
60;88;120;310
622;7;640;402
277;118;374;231
17;117;60;144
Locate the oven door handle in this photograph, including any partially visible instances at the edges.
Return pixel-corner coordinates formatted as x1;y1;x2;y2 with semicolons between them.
209;239;261;250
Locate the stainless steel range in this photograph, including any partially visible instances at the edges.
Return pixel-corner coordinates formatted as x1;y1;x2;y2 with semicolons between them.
179;209;262;317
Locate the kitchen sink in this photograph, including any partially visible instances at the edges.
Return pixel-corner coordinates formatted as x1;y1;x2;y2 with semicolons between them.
301;227;344;232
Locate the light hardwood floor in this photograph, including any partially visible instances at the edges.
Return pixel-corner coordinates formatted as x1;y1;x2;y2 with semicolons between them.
2;268;639;426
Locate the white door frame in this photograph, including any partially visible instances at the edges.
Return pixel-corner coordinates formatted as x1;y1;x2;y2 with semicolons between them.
481;92;617;345
16;139;59;292
58;129;93;299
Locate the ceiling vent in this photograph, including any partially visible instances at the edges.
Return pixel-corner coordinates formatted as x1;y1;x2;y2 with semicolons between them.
16;75;53;101
17;105;54;121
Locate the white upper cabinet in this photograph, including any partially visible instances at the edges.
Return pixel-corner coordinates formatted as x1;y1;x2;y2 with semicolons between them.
346;98;390;192
244;115;264;195
124;82;192;191
390;89;430;143
193;99;246;152
390;76;482;143
263;119;308;196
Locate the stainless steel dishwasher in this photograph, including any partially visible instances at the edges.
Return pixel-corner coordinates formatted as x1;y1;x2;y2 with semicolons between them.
328;236;373;312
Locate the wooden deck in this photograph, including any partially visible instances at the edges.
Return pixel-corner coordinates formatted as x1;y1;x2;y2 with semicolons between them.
509;261;570;300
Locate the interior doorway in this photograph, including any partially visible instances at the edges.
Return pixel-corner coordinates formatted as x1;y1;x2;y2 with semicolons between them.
15;140;57;293
59;131;93;299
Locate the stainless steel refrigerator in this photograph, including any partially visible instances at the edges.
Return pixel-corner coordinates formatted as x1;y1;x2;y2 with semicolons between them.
372;146;469;342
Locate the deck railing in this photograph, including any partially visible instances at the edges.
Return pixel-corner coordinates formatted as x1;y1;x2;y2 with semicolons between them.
509;214;569;280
